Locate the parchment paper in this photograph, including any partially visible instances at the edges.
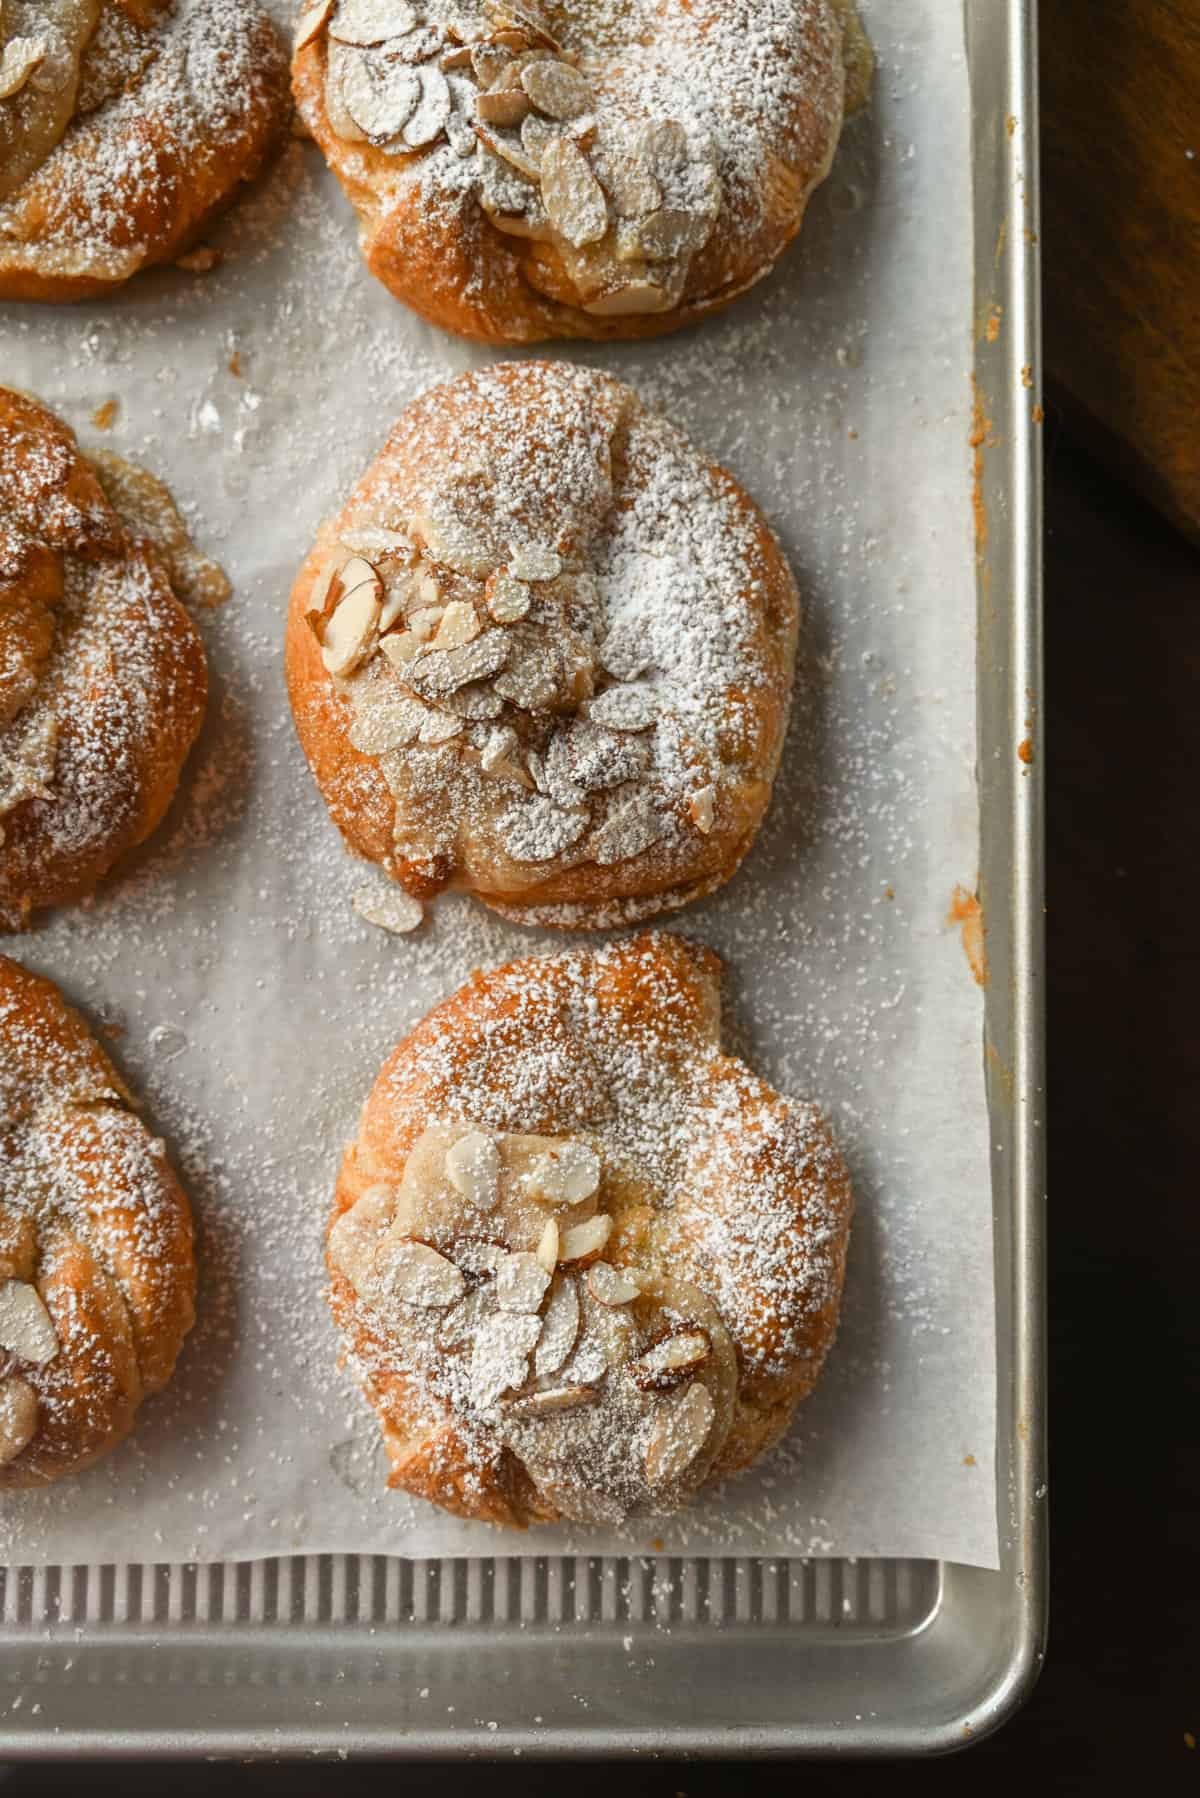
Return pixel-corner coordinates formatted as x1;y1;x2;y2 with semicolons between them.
0;0;998;1568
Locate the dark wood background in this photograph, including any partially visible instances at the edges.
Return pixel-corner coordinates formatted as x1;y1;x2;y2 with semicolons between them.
3;2;1199;1788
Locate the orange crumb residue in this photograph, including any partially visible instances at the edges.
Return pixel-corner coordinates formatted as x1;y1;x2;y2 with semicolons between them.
970;377;992;559
651;1537;665;1553
1017;737;1034;765
229;350;244;378
1006;115;1017;137
1032;403;1045;425
985;307;1002;343
963;1454;977;1468
1021;364;1033;389
948;885;988;987
91;399;118;431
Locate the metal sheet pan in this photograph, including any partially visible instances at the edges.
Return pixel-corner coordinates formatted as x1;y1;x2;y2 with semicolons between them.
0;0;1044;1756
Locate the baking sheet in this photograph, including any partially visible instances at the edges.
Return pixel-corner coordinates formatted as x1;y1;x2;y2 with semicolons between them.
0;0;998;1569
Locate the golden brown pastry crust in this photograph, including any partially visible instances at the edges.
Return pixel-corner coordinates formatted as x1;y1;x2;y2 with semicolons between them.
0;0;290;302
327;932;853;1529
285;361;800;930
292;0;865;344
0;386;211;930
0;954;196;1488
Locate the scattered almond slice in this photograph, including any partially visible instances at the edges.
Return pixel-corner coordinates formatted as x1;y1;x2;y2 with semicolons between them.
321;564;382;676
497;793;589;862
305;548;351;625
533;1274;579;1375
341;51;420;141
380;630;423;668
505;1383;599;1418
411;503;495;575
403;632;511;698
404;63;451;147
0;1374;38;1465
585;686;658;732
586;1261;641;1306
521;58;592;120
0;35;46;100
583;280;672;318
630;1330;712;1390
688;785;716;834
494;1250;551;1313
469;1310;542;1409
526;1139;601;1205
535;1217;559;1274
352;886;424;934
452;1237;507;1278
348;694;427;752
601;150;662;217
444;1130;501;1211
0;1280;59;1365
433;600;482;648
418;709;465;744
441;41;473;70
471;42;513;86
329;0;417;46
540;136;608;247
557;1213;612;1267
436;1285;494;1351
294;0;335;52
377;1240;465;1309
486;572;532;622
644;1380;715;1487
476;86;529;127
340;526;413;556
475;118;541;181
592;793;666;865
508;543;561;581
409;600;443;638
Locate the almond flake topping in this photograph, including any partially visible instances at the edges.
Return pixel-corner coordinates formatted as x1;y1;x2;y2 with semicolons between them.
321;563;382;675
508;543;561;581
294;0;335;53
378;1240;466;1310
0;1375;38;1465
535;1217;559;1273
402;632;511;698
526;1140;601;1206
586;1261;641;1306
540;136;608;247
557;1212;612;1267
469;1310;542;1409
644;1380;715;1486
585;685;658;732
476;86;529;127
533;1274;579;1374
404;63;451;146
520;59;592;121
329;0;417;46
444;1130;501;1211
0;36;46;100
340;51;420;141
505;1383;599;1418
689;785;716;834
433;600;482;648
630;1330;712;1390
494;1250;551;1313
0;1280;59;1365
486;572;532;622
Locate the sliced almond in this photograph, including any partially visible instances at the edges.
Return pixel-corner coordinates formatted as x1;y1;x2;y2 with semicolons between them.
471;42;513;86
485;572;531;622
411;503;495;575
636;207;705;261
379;630;426;670
444;1130;501;1212
441;41;474;69
585;685;657;732
475;119;540;181
436;1284;494;1351
294;0;335;52
418;709;465;744
508;543;561;582
557;1213;612;1268
378;1240;466;1310
485;1;561;49
0;35;46;100
432;600;482;649
404;64;451;147
341;51;420;141
540;136;608;247
304;547;351;624
321;564;382;676
403;632;512;698
583;280;671;319
688;785;716;834
505;1383;599;1418
352;886;424;933
410;598;443;636
592;793;666;865
521;58;592;120
526;1140;602;1206
534;1217;559;1274
348;692;427;752
630;1330;712;1390
644;1380;715;1487
469;1310;542;1408
494;1250;551;1314
534;1274;579;1375
480;723;519;774
476;86;530;127
0;1281;58;1365
586;1261;641;1307
452;1237;507;1278
0;1374;38;1465
329;0;417;46
498;794;590;862
340;525;413;556
601;150;662;217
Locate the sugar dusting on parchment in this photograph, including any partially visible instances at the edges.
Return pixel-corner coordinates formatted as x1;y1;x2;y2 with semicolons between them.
0;1;996;1570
